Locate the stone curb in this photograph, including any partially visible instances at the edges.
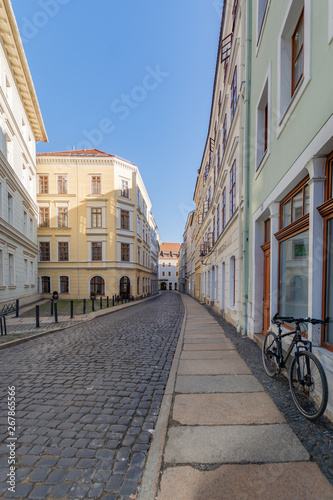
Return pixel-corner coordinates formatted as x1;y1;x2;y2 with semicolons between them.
138;294;187;500
0;294;160;350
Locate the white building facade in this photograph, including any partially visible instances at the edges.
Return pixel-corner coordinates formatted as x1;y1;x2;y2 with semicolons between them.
0;0;47;309
158;243;180;291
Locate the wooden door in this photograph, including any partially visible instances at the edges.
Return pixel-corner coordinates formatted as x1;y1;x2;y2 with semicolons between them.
262;245;270;334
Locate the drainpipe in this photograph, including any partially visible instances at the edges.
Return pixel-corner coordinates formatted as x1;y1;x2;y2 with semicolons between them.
242;0;252;335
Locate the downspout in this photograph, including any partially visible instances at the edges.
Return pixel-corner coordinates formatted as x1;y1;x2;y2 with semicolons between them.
242;0;252;335
76;159;80;299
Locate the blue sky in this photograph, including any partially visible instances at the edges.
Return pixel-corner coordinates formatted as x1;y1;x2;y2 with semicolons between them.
12;0;222;243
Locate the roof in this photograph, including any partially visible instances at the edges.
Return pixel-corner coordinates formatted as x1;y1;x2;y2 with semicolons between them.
1;0;47;142
159;243;181;256
37;149;136;165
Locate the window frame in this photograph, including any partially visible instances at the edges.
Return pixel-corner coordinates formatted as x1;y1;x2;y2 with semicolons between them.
92;242;102;261
91;207;102;228
60;276;69;294
121;179;129;198
121;209;130;230
229;161;236;217
291;10;304;97
40;242;50;262
57;175;68;194
91;175;101;195
58;241;69;262
39;175;48;194
230;66;238;123
39;207;49;228
121;242;130;262
58;207;69;228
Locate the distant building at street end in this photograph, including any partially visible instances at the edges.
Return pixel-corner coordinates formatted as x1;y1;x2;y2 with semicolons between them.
0;0;48;310
158;243;180;291
36;149;159;300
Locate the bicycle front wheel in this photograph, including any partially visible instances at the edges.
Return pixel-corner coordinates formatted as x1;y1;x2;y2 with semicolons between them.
289;351;328;420
262;331;280;378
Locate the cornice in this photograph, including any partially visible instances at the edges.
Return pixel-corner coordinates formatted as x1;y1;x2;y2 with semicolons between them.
0;0;47;142
0;218;38;254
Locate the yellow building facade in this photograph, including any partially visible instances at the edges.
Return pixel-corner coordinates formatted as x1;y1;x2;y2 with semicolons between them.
37;149;158;300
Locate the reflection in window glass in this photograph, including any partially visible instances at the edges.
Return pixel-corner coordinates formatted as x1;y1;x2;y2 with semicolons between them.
279;231;309;317
292;191;303;222
282;200;291;227
304;184;310;214
325;219;333;345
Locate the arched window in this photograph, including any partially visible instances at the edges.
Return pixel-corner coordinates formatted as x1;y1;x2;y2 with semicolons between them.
90;276;105;295
120;276;130;298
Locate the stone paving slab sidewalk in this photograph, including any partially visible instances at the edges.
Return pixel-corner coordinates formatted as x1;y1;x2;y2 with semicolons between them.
0;295;158;349
138;294;333;500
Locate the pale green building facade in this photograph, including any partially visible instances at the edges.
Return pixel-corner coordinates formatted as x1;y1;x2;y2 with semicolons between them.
247;0;333;416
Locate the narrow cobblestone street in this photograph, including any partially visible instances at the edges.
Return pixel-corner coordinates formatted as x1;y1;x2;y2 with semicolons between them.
0;293;184;499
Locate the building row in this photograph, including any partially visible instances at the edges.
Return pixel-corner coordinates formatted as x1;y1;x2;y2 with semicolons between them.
0;0;160;307
181;0;333;417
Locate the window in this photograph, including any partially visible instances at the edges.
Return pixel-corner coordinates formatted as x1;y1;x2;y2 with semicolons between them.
24;259;28;285
138;246;141;264
121;210;130;230
217;145;221;174
168;272;171;276
230;66;237;122
7;193;13;224
8;253;14;285
23;211;27;235
39;176;48;194
137;189;140;206
90;276;105;295
222;115;227;155
58;207;68;228
162;262;165;267
137;217;141;235
292;11;304;96
91;176;101;194
40;242;50;261
176;272;178;277
264;218;271;243
137;277;140;294
92;242;102;261
39;207;49;227
30;218;33;239
58;242;69;261
280;231;309;318
121;243;130;261
57;176;68;194
256;79;269;168
60;276;69;293
280;178;309;229
230;256;235;307
277;178;310;320
217;204;220;238
258;0;269;39
121;179;129;198
162;272;165;276
218;90;222;116
230;161;236;216
41;276;50;293
168;263;171;267
91;208;102;228
0;249;3;285
30;261;33;285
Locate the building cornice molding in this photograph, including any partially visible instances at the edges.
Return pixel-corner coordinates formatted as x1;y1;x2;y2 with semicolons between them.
0;218;38;254
0;0;47;142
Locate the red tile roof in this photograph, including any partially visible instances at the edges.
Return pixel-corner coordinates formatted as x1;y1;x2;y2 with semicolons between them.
160;243;181;257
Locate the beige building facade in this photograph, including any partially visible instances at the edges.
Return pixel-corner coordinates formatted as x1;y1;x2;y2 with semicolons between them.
158;243;180;291
37;149;158;300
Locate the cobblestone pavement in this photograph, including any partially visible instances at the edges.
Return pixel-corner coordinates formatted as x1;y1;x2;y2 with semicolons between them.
205;304;333;485
0;292;184;499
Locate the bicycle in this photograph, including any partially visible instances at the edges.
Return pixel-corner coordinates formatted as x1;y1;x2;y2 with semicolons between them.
262;314;328;420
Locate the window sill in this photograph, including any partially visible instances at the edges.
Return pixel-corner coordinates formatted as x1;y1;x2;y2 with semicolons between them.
8;285;16;289
277;77;310;138
0;285;6;290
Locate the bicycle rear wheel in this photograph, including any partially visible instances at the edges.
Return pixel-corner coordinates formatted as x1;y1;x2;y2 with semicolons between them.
289;351;328;420
262;331;280;377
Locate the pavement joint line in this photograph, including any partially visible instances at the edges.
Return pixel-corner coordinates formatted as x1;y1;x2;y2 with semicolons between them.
138;297;187;500
0;294;160;350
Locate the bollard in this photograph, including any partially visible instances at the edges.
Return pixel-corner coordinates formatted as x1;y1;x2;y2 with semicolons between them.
54;303;58;323
51;298;54;316
112;295;115;307
83;298;86;315
36;305;40;328
0;316;3;336
100;296;102;310
92;297;95;312
107;296;109;308
70;300;74;319
2;316;6;336
16;299;19;318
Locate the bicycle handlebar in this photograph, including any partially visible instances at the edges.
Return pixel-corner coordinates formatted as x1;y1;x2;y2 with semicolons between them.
272;314;327;326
